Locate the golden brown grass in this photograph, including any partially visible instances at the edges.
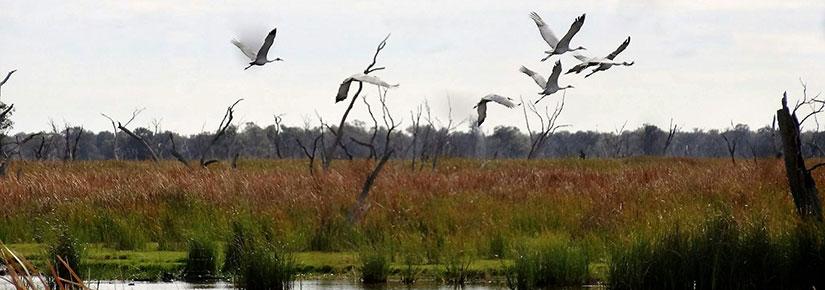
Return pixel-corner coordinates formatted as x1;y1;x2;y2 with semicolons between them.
0;157;804;254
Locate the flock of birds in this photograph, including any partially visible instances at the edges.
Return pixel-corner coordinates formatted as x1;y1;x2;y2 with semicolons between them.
230;11;634;127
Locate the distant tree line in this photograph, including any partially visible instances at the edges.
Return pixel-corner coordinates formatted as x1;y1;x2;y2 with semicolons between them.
4;120;825;161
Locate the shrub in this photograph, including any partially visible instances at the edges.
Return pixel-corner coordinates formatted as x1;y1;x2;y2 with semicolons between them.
225;219;296;290
183;235;219;282
359;248;390;284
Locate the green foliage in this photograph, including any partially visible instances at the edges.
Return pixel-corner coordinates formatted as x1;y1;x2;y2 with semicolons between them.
224;219;296;290
358;247;390;284
183;235;219;282
609;214;825;290
505;235;589;289
47;226;84;287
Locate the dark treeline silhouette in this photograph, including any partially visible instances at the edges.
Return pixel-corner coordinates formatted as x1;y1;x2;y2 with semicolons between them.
5;121;825;161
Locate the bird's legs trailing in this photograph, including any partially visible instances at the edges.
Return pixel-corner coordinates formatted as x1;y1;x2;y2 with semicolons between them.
244;63;254;70
540;51;555;62
584;69;600;78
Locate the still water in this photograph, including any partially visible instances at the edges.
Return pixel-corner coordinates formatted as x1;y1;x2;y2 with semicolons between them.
1;279;518;290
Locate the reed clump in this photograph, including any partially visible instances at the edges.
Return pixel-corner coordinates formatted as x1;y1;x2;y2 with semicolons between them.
609;213;825;290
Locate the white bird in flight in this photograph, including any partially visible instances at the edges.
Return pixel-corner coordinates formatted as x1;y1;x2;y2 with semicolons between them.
520;61;573;104
336;73;399;103
474;94;518;126
567;36;634;77
232;28;283;70
529;12;587;62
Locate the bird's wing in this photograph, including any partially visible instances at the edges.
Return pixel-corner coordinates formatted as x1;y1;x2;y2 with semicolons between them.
558;14;585;48
483;94;517;108
350;74;399;88
336;77;354;103
566;63;592;74
519;66;547;89
606;36;631;60
256;28;278;62
549;60;562;86
476;101;487;126
529;12;559;47
231;39;257;61
572;52;595;63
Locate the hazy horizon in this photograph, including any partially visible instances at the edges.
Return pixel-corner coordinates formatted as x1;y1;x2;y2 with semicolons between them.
1;0;824;135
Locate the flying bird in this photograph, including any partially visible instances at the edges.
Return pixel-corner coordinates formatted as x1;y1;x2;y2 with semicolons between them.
474;94;518;126
232;28;283;70
529;12;586;61
335;73;399;103
520;61;573;104
582;37;634;78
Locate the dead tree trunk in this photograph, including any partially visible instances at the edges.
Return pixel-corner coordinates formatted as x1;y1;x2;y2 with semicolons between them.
777;92;823;221
118;122;160;163
348;88;398;223
721;133;737;165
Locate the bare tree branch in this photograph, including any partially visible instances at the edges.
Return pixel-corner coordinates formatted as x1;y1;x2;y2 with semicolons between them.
199;99;243;167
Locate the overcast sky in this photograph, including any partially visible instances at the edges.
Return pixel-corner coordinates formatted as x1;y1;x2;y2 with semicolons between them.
0;0;824;134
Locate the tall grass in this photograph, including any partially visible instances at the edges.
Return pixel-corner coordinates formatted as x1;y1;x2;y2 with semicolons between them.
183;235;219;282
224;218;296;290
505;235;589;289
0;158;811;285
609;213;825;290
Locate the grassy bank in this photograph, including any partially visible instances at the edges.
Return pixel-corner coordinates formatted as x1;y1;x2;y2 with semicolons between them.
0;158;811;285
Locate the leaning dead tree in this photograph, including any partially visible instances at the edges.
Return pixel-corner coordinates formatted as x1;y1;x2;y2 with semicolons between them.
524;93;567;160
720;133;737;165
102;108;145;161
325;34;391;171
105;108;159;163
349;87;399;223
662;118;678;155
777;81;824;221
199;99;243;168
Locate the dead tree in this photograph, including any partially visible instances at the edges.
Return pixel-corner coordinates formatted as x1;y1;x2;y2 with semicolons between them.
0;70;17;176
117;122;159;163
325;34;391;171
199;99;242;168
424;97;459;171
0;70;16;98
777;82;824;221
662;119;678;155
0;132;39;176
102;108;144;160
720;133;738;165
607;121;629;158
296;134;323;175
349;87;399;223
62;125;83;161
271;114;285;159
407;104;423;169
524;94;567;160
